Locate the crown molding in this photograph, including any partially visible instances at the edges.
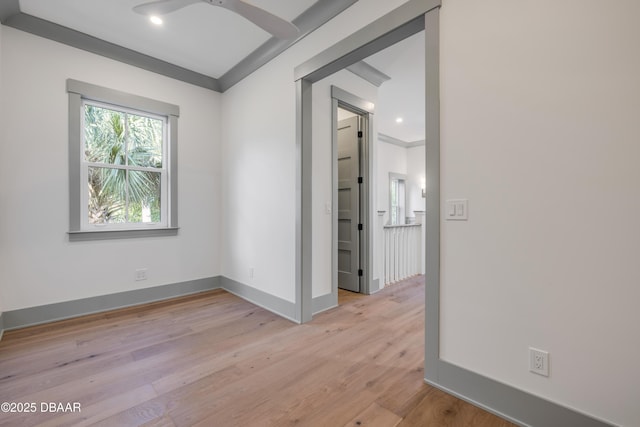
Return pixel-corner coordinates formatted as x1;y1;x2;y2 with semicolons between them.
0;0;19;22
1;0;358;93
2;12;221;91
378;133;425;148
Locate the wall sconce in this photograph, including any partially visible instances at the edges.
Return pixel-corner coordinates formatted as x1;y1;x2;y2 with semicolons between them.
422;188;426;198
421;177;426;198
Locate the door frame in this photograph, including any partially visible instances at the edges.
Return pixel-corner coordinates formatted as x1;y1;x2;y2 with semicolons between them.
332;87;376;298
294;0;440;325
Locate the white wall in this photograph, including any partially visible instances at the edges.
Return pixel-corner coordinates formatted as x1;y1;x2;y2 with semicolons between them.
219;50;298;302
220;0;409;303
0;27;222;311
440;1;640;425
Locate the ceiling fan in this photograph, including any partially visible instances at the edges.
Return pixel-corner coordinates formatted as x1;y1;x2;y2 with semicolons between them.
133;0;300;39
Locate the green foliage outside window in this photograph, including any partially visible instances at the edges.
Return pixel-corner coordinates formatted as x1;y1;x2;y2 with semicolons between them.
84;104;164;225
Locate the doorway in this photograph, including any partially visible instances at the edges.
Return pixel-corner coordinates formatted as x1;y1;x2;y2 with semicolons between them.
330;87;375;300
294;0;441;330
336;110;362;293
335;105;370;294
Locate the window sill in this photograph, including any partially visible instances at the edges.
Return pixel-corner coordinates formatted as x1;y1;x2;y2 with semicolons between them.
68;227;179;241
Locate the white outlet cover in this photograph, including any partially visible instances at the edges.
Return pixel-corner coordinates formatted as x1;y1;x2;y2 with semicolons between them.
529;347;549;377
135;268;148;281
445;199;468;221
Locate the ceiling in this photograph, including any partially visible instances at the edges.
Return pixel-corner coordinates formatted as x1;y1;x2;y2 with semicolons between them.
1;0;357;91
19;0;315;78
363;31;425;144
2;0;424;143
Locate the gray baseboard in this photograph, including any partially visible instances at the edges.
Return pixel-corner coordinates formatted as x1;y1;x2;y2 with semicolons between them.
220;276;298;323
0;276;301;333
426;360;616;427
2;277;222;331
312;292;337;315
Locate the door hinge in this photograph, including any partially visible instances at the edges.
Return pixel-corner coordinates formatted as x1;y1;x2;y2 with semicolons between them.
357;131;363;138
358;223;363;231
358;269;363;277
357;176;363;184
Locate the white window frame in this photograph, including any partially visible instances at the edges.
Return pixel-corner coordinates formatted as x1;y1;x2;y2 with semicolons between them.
389;172;407;225
67;79;179;241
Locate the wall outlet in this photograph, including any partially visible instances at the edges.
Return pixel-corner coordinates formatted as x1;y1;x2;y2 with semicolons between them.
529;347;549;377
249;267;254;279
135;268;148;281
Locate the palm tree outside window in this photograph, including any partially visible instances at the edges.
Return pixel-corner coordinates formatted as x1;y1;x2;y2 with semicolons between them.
82;101;167;228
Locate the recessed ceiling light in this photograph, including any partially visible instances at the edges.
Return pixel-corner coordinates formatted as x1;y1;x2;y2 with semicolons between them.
395;117;404;123
149;15;163;25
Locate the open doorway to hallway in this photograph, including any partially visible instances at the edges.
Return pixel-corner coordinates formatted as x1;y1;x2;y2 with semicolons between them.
297;1;439;325
329;31;426;306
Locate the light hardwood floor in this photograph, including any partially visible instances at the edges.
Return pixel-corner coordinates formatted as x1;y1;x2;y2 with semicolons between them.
0;276;515;426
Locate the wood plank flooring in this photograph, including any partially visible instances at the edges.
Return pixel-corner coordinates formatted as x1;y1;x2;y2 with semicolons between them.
0;276;515;426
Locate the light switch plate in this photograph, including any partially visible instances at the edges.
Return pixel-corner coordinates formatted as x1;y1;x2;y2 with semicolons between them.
446;199;468;221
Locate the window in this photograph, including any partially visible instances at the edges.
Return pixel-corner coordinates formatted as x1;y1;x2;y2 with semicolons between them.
389;173;406;225
83;101;166;228
67;79;179;240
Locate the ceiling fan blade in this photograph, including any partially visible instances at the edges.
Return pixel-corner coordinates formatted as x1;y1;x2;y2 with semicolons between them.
216;0;299;39
133;0;200;16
